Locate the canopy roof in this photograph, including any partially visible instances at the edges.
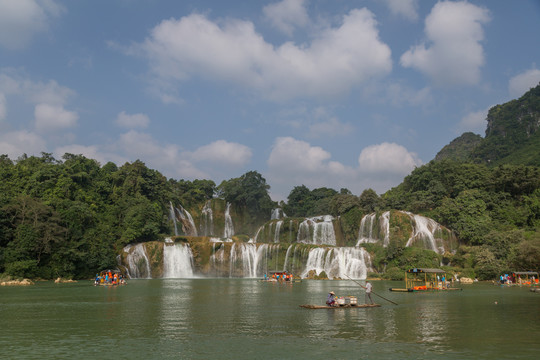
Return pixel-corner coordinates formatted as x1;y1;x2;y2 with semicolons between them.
513;271;539;275
407;268;446;274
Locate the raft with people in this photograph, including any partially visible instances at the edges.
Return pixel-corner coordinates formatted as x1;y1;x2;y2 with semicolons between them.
259;271;301;283
389;268;462;292
300;304;381;309
94;269;127;286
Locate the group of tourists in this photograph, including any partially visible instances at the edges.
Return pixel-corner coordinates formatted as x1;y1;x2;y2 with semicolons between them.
326;281;374;306
263;272;293;282
94;270;126;286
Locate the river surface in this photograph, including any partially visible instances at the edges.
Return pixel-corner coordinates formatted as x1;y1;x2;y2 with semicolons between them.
1;279;538;359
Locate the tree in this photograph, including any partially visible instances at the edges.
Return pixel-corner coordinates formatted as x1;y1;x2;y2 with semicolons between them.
359;188;380;213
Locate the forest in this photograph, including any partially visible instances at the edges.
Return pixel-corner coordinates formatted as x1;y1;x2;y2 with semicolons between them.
1;84;540;281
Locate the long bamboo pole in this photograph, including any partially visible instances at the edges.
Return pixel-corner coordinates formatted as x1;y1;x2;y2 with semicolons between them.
345;275;398;306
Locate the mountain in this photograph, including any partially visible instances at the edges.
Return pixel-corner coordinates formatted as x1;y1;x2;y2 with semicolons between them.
435;132;483;162
435;83;540;165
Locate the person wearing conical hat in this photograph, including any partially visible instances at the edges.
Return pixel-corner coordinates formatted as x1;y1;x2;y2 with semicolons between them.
326;291;337;306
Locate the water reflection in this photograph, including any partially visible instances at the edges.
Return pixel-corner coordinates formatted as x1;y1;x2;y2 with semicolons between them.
2;280;539;359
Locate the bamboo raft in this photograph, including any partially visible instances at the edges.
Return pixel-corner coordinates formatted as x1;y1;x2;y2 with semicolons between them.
300;304;381;309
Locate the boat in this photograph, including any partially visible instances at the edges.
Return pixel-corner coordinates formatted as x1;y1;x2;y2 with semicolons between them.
389;268;461;292
499;271;538;286
259;271;301;283
95;269;126;286
300;304;380;309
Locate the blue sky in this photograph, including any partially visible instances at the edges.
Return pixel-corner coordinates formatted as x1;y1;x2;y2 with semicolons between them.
1;0;539;201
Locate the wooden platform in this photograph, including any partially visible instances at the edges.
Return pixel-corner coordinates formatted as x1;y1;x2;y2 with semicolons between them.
300;304;380;309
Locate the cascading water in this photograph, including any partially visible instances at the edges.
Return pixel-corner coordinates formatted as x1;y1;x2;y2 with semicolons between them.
405;214;445;254
201;200;214;236
162;242;195;278
176;205;198;236
271;208;287;220
356;211;450;253
297;216;336;245
224;202;235;239
123;243;152;279
357;213;377;244
300;247;372;279
273;221;283;243
169;202;178;236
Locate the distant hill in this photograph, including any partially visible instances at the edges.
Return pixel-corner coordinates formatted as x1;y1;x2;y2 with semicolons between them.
435;132;483;162
435;83;540;166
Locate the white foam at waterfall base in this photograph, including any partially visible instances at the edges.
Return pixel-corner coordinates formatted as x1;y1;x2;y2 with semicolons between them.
300;247;371;280
163;243;195;278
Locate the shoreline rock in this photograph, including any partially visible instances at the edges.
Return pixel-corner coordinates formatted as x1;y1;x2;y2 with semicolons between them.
54;277;77;283
1;278;35;286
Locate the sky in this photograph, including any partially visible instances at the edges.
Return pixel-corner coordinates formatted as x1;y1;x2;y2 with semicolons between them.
1;0;540;201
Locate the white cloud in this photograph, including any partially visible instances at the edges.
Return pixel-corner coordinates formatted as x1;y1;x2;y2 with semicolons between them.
34;103;78;131
383;0;418;21
0;130;46;158
400;1;490;86
115;111;150;129
358;142;421;174
0;0;64;50
508;68;540;98
265;137;418;201
263;0;309;36
307;116;354;138
189;140;252;166
458;107;489;134
268;137;332;173
266;137;356;195
0;93;6;121
135;8;391;101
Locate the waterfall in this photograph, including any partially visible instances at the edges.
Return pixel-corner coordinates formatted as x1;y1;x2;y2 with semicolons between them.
169;202;178;236
253;226;263;243
273;220;283;243
297;216;336;245
123;243;152;279
201;200;214;236
224;202;235;239
357;211;446;252
381;211;390;246
357;213;377;245
282;244;294;272
271;208;287;220
163;243;195;278
173;204;198;236
300;247;372;280
406;214;444;254
215;243;279;278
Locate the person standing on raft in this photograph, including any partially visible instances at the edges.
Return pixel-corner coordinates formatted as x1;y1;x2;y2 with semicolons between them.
326;291;338;307
365;281;374;304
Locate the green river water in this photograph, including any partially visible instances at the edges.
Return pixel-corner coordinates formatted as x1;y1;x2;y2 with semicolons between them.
1;279;538;359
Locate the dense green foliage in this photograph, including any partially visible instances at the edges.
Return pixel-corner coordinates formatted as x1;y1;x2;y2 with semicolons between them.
0;153;274;279
383;160;540;278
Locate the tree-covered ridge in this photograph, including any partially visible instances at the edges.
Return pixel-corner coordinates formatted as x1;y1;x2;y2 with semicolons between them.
435;132;483;162
383;160;540;277
435;83;540;166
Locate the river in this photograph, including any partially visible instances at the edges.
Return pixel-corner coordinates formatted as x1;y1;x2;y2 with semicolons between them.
1;279;538;359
